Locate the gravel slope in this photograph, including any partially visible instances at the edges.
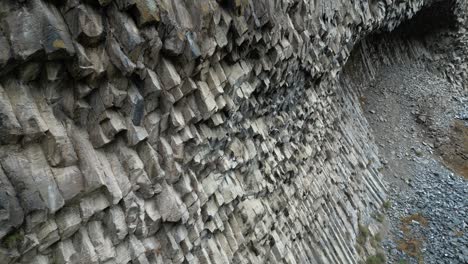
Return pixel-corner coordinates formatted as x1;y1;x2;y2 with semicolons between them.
362;64;468;264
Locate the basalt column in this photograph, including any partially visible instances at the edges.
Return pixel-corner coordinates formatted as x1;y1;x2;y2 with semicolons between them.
0;0;465;264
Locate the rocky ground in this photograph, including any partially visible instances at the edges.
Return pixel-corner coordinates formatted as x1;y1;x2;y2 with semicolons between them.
362;63;468;264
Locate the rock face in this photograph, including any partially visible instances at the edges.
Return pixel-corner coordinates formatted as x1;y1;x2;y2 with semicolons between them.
0;0;465;263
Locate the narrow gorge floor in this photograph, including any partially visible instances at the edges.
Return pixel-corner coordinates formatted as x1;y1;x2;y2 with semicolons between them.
362;63;468;264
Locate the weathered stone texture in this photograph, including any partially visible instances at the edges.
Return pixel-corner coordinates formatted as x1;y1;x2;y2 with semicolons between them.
0;0;465;263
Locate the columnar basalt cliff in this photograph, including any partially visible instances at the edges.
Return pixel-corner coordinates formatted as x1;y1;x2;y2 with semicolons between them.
0;0;465;263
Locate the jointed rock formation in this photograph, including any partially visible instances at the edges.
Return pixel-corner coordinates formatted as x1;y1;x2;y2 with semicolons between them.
0;0;465;263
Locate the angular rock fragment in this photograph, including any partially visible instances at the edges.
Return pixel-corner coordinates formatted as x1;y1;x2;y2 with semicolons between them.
36;0;76;58
156;229;184;263
186;32;201;58
54;239;79;264
4;0;76;60
52;166;85;202
0;32;12;72
104;206;128;245
157;58;182;90
87;221;115;261
102;82;128;108
161;27;186;56
120;192;142;235
69;126;108;191
104;151;133;198
126;118;149;146
143;69;163;97
128;234;148;262
4;6;42;60
133;0;161;26
156;182;188;223
95;151;124;204
141;69;162;112
195;81;218;120
106;37;136;76
122;84;145;126
223;62;247;87
88;122;111;148
72;227;99;264
180;78;198;95
56;207;82;239
1;145;65;214
0;167;24;240
65;4;104;46
100;111;127;140
114;241;132;264
25;211;48;233
70;44;108;79
29;255;50;264
108;4;145;61
36;219;60;252
137;142;164;181
30;88;78;167
169;86;184;102
141;27;162;69
73;99;92;127
170;106;185;130
79;192;110;221
206;68;224;96
143;199;162;236
116;140;154;198
55;239;79;264
0;84;22;143
172;0;193;30
2;79;48;141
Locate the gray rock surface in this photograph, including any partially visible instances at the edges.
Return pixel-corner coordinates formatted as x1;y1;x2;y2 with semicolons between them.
0;0;466;263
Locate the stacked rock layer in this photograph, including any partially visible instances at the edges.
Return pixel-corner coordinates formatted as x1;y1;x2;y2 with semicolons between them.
0;0;462;263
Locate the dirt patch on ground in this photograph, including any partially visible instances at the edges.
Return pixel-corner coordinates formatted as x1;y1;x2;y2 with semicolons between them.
360;63;468;263
397;213;429;263
438;120;468;178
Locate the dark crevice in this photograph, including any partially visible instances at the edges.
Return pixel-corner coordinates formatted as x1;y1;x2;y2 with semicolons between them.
393;0;458;38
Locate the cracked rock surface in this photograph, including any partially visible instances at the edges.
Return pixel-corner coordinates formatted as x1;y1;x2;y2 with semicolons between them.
0;0;466;263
